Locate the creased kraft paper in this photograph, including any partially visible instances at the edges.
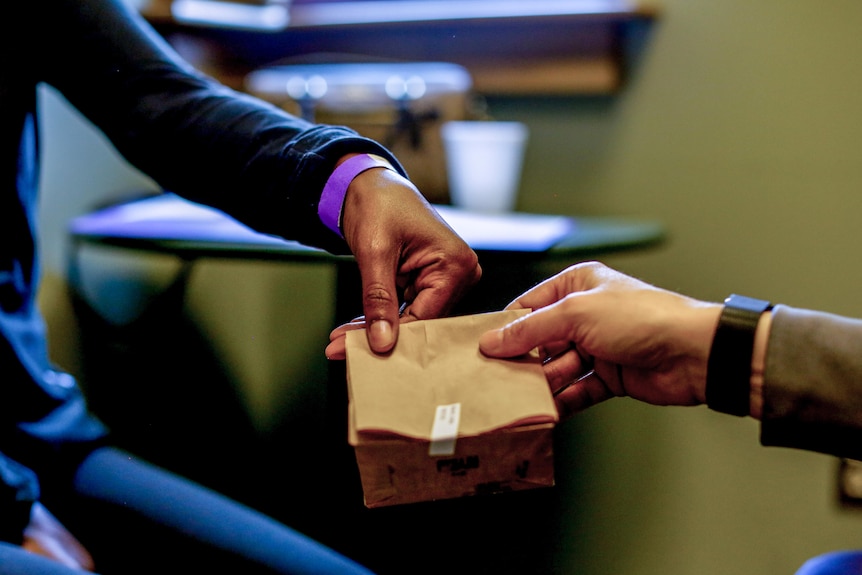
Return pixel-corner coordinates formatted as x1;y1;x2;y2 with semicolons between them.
345;309;558;508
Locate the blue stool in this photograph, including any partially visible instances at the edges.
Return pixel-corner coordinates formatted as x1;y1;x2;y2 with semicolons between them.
796;551;862;574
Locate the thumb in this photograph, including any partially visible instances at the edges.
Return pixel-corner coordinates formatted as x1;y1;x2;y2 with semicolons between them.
479;304;573;358
478;315;537;358
359;268;400;354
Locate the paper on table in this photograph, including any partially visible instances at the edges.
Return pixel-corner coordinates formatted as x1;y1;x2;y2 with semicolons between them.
74;194;575;252
432;205;575;252
71;194;293;246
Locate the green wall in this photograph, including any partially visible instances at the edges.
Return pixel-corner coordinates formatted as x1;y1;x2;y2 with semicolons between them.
486;1;862;573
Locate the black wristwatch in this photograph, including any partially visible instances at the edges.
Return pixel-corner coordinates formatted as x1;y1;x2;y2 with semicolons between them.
706;294;773;416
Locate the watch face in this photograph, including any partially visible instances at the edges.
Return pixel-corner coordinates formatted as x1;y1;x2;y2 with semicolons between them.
725;294;772;314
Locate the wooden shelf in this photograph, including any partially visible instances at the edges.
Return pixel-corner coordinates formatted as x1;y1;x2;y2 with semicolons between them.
141;0;659;95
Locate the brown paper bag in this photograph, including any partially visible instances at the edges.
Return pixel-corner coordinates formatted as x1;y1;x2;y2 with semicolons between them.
345;309;558;508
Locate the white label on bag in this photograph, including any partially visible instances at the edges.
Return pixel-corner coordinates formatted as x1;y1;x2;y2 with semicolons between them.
429;403;461;456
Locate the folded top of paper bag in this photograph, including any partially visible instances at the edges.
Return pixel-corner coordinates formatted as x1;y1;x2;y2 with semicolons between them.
345;309;558;442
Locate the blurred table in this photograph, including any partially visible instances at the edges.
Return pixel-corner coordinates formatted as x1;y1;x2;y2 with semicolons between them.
69;191;664;315
70;191;663;259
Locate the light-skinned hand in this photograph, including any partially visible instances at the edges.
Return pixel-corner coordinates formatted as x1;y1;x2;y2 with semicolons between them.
478;261;722;420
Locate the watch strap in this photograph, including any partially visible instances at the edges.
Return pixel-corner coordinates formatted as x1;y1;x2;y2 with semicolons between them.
706;294;773;416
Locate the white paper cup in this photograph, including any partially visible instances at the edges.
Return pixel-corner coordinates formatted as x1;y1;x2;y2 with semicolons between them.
440;121;528;213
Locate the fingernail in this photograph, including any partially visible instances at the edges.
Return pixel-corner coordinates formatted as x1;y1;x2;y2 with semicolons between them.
370;320;395;351
478;329;501;352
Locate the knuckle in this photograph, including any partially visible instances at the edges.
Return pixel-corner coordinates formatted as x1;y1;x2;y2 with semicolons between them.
504;315;530;340
364;283;395;308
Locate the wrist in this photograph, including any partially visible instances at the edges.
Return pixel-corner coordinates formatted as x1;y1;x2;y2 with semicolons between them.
318;153;395;238
688;302;724;404
748;310;772;420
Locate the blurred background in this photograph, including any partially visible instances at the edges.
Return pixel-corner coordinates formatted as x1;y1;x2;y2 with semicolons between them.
37;0;862;573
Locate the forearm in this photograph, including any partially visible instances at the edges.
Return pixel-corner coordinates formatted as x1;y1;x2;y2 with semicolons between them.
37;0;405;253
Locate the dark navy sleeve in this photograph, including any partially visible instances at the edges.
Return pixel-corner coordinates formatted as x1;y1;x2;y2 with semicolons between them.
0;454;38;544
26;0;407;255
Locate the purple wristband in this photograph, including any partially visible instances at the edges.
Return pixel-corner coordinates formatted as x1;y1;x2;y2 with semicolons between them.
318;153;394;238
